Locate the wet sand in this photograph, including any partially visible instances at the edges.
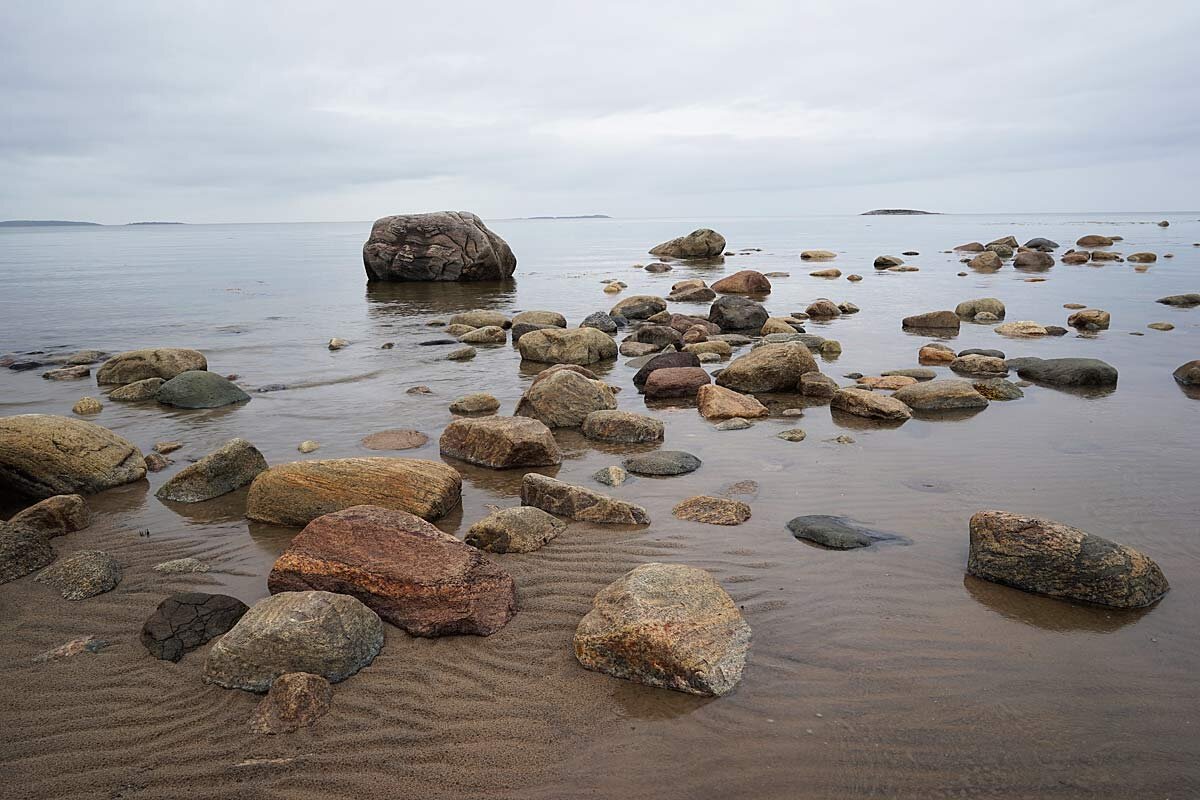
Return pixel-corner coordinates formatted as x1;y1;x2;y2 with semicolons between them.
2;215;1199;798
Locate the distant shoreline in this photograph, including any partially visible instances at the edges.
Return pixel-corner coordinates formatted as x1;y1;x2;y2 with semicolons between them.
0;220;186;227
860;209;939;216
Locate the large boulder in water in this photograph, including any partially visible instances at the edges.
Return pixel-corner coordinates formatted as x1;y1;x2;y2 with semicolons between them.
517;327;617;365
155;438;268;503
648;229;726;259
1006;357;1117;387
362;211;516;281
96;348;207;386
157;371;250;409
574;562;751;696
715;342;818;393
204;591;384;691
516;369;616;427
440;416;562;468
8;494;92;537
0;414;146;498
708;296;768;331
268;505;517;637
968;510;1169;608
632;351;701;391
246;457;461;526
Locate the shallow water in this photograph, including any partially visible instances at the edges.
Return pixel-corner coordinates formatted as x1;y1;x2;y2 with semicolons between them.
2;214;1199;798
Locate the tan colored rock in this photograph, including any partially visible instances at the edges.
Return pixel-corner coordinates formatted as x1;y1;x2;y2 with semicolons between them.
682;340;732;359
464;506;566;554
800;249;836;260
581;410;664;443
672;496;751;525
969;251;1003;270
96;348;207;386
902;310;959;330
449;310;510;329
830;388;912;421
108;377;165;401
858;375;918;390
440;417;561;468
918;344;956;364
449;393;500;414
995;321;1048;337
246;458;461;526
1076;234;1113;247
696;384;769;420
1067;308;1111;330
610;295;668;320
0;414;146;498
893;379;989;411
521;474;649;525
8;494;91;537
517;327;617;365
458;325;507;344
515;369;616;428
1127;252;1157;263
716;342;818;393
809;268;842;278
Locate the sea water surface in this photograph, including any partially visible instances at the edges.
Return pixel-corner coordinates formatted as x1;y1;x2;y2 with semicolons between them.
1;214;1198;798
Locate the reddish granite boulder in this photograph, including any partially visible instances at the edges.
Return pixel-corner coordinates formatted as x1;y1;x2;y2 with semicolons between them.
711;270;771;294
643;367;711;399
268;505;517;637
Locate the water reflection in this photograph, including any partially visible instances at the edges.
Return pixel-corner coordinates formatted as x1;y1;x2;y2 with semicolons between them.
448;460;560;497
909;406;988;423
158;487;251;525
962;574;1150;633
365;281;518;317
610;679;714;721
830;409;908;431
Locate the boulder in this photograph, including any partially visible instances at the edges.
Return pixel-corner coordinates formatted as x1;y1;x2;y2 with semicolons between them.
1023;237;1059;251
716;342;818;393
787;515;895;549
458;325;507;344
648;229;726;259
246;458;461;526
517;327;618;365
362;211;516;281
1006;357;1118;387
969;252;1003;270
672;496;751;525
800;250;836;260
711;270;771;294
249;672;333;734
1067;309;1111;330
968;510;1169;608
521;474;649;525
830;388;912;421
949;355;1008;377
515;369;616;428
623;450;701;476
902;311;960;330
918;343;956;364
0;524;55;584
1172;360;1200;385
644;367;711;399
581;410;664;443
108;377;165;401
624;324;682;349
1156;294;1200;307
708;296;768;331
465;506;566;554
157;371;251;409
574;563;750;696
955;242;985;252
268;505;517;637
449;393;500;414
35;550;121;600
632;351;701;390
805;299;841;318
994;321;1048;337
610;295;667;320
204;591;384;691
72;397;102;415
668;284;717;302
1014;251;1054;269
155;438;268;503
440;416;562;468
140;592;250;662
955;298;1006;319
761;317;802;335
512;310;566;328
1062;251;1090;264
96;348;207;386
696;384;769;420
874;255;904;268
800;371;838;398
893;379;989;411
0;414;146;498
972;378;1025;400
449;310;510;329
580;312;618;334
8;494;91;537
1076;234;1114;247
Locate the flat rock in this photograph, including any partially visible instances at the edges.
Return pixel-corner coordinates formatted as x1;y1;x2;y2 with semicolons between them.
465;506;566;553
968;510;1169;608
787;515;896;549
449;310;510;328
361;429;429;450
902;311;960;330
574;563;750;696
268;505;517;636
246;458;462;526
622;450;701;476
156;438;268;503
154;557;211;573
1156;294;1200;307
440;416;561;468
1006;357;1118;387
581;410;664;443
644;366;711;399
972;378;1025;400
157;371;251;409
995;321;1048;337
893;379;989;410
42;365;91;381
449;393;500;413
950;354;1008;377
672;496;751;525
632;351;701;390
521;474;649;525
141;592;250;662
830;388;912;421
0;414;146;498
204;591;384;691
109;377;165;401
35;550;121;600
250;672;333;734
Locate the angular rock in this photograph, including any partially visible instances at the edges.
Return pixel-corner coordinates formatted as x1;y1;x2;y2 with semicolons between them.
268;505;517;636
574;563;750;696
515;369;616;428
672;496;751;525
465;506;566;554
141;592;250;662
830;388;912;421
581;410;664;443
96;348;207;386
1068;308;1111;330
708;296;768;331
517;327;618;365
42;365;91;381
247;458;462;526
711;270;771;294
955;242;985;252
0;414;146;498
716;342;818;393
800;371;838;398
440;416;561;468
668;284;717;303
155;438;268;503
624;324;682;350
649;229;726;259
968;510;1169;608
250;672;333;734
204;591;384;691
35;550;121;600
522;474;649;524
109;377;165;401
696;384;769;420
363;211;516;281
580;311;618;334
893;379;989;411
157;371;250;409
902;310;960;330
1156;294;1200;307
592;465;628;487
8;494;91;537
644;367;711;399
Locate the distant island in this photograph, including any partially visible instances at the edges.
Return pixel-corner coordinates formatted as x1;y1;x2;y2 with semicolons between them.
0;219;186;227
860;209;939;216
524;214;612;220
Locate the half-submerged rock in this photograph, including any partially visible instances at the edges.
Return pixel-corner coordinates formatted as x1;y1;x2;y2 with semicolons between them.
967;510;1169;608
96;348;207;386
204;591;384;691
515;368;616;427
1006;357;1118;387
521;474;649;525
246;458;462;526
439;416;562;468
155;438;268;503
517;327;617;365
156;371;251;409
0;414;146;498
574;563;750;696
363;211;516;281
268;505;517;637
648;229;726;259
8;494;91;537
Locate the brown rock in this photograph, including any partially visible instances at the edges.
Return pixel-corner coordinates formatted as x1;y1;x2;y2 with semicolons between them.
696;384;769;420
858;375;918;390
830;388;912;421
1067;309;1111;330
96;348;207;386
715;342;818;393
246;458;462;526
800;371;838;398
955;242;985;252
464;506;566;553
515;369;616;427
0;414;146;498
644;367;711;399
969;251;1003;270
440;417;562;468
250;672;333;734
361;429;430;450
1014;251;1054;269
449;393;500;414
8;494;91;537
902;310;960;330
672;496;751;525
711;270;771;293
1076;234;1114;247
805;299;841;317
521;474;649;525
581;410;664;443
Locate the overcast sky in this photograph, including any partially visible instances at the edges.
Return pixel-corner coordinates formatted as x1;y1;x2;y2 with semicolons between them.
2;1;1197;223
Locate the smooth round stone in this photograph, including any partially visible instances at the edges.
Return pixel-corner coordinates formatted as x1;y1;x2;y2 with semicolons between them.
157;371;251;409
622;451;702;476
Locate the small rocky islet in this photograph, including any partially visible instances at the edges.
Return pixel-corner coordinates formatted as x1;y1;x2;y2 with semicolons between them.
0;213;1186;726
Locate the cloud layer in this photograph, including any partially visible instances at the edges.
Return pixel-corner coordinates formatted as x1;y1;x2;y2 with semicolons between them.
2;0;1198;222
